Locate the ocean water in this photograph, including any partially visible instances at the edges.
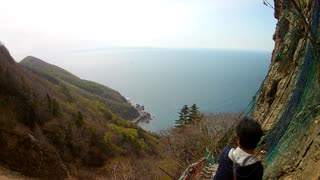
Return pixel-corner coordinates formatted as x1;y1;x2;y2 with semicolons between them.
53;48;271;131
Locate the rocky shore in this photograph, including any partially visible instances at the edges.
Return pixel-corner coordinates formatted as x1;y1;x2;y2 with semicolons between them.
133;104;153;124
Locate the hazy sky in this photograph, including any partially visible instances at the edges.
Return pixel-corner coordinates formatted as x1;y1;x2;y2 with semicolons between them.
0;0;276;60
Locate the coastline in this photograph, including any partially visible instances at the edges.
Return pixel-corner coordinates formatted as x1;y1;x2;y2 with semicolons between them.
132;104;153;124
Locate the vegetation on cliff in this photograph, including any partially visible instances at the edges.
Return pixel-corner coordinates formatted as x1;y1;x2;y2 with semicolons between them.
20;56;139;120
97;112;240;180
0;45;158;178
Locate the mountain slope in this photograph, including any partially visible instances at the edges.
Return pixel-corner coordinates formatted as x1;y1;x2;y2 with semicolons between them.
0;45;158;178
20;56;139;120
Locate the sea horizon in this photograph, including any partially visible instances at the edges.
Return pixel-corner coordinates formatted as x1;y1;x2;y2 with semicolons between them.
46;48;271;131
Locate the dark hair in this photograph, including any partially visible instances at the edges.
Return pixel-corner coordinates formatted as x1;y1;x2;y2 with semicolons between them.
236;117;263;150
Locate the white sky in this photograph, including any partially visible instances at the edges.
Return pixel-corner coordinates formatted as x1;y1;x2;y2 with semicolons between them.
0;0;277;60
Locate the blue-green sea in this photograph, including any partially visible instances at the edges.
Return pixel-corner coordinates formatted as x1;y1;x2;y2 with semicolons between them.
53;48;270;131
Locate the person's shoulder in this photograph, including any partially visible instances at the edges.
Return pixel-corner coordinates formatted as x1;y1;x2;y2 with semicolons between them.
256;161;264;171
218;146;233;162
221;146;232;152
252;160;263;168
248;161;264;176
243;159;263;169
236;160;263;179
214;147;234;180
252;161;264;179
221;146;232;154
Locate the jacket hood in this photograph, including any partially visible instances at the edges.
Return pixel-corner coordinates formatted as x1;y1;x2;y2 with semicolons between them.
214;147;263;180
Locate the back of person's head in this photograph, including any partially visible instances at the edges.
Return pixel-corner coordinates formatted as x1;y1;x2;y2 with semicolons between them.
236;117;263;150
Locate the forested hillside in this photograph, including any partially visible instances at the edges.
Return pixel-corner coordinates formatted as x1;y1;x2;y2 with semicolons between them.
0;45;158;178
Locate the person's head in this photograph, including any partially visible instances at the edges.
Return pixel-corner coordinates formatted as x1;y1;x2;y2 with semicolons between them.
236;117;263;150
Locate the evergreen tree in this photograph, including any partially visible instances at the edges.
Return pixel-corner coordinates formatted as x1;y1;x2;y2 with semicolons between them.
189;104;200;122
175;105;190;127
181;105;190;124
175;111;184;127
175;117;182;127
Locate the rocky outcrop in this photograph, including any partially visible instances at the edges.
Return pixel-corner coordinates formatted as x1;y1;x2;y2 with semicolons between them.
253;0;320;179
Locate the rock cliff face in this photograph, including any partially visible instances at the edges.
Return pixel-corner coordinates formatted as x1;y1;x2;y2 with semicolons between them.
253;0;320;179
